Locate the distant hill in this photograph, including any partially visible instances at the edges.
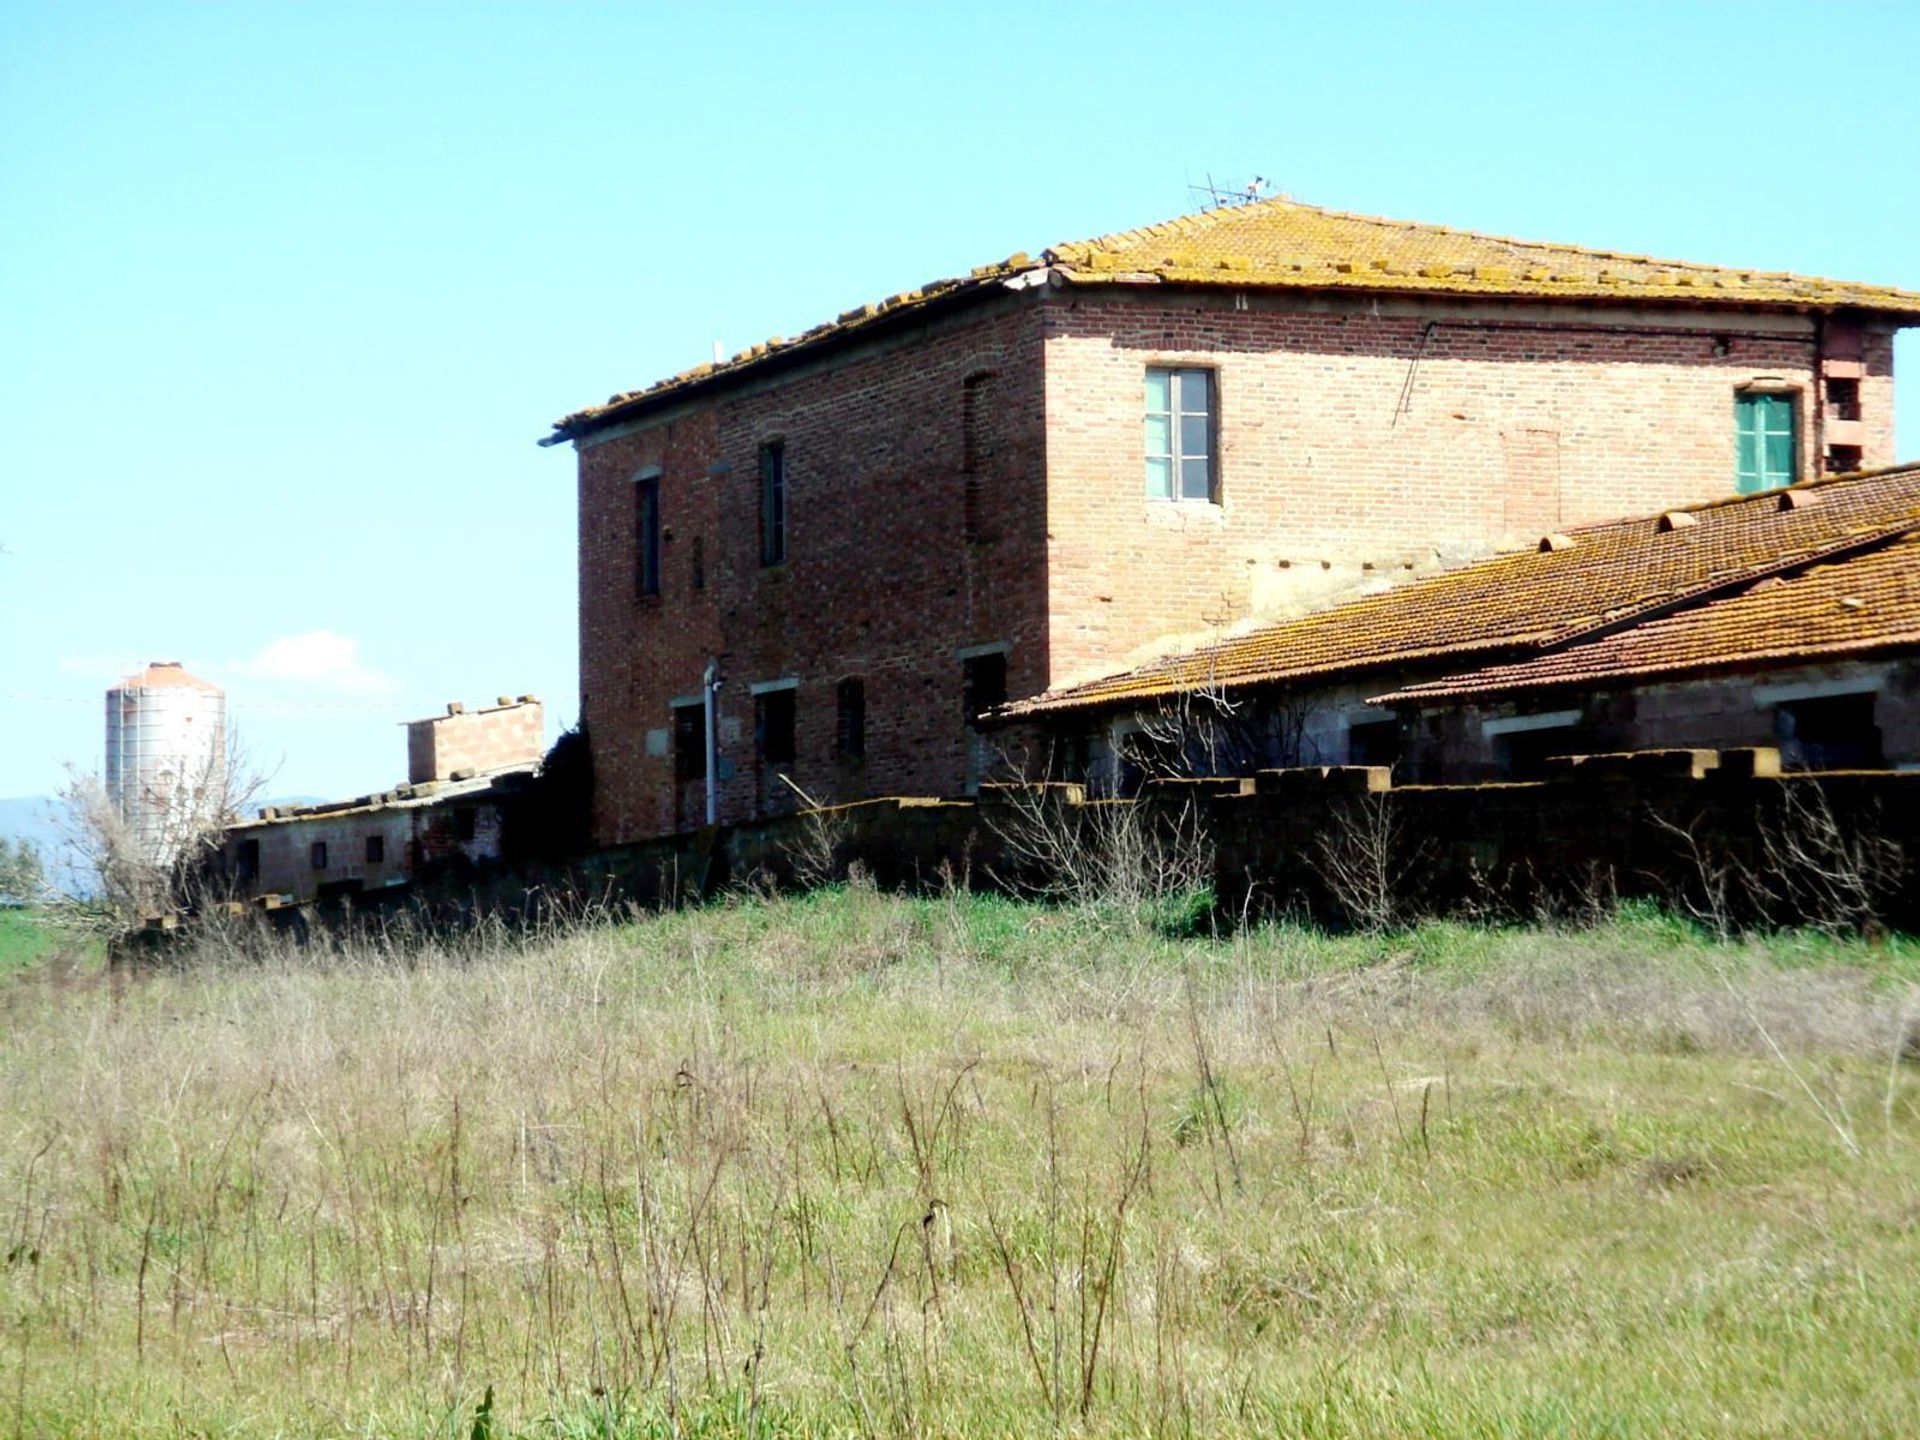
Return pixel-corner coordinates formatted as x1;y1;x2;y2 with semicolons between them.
0;795;65;857
0;795;80;894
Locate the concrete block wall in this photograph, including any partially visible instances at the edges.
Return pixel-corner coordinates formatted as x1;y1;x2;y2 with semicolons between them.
553;754;1920;933
228;792;513;903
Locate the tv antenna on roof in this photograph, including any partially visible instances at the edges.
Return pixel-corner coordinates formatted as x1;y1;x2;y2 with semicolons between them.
1187;173;1287;213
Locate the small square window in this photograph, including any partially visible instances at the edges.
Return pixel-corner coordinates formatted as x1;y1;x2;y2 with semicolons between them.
310;840;328;871
1348;718;1401;770
1825;376;1861;422
1145;366;1215;501
1776;692;1881;770
365;834;385;864
1494;725;1587;781
237;838;260;881
453;808;477;842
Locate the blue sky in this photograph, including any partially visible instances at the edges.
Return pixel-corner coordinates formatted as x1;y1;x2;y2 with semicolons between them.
3;1;1917;803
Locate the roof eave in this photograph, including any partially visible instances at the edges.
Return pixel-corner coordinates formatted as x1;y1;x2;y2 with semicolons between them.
1376;633;1920;708
1050;269;1920;321
543;269;1053;447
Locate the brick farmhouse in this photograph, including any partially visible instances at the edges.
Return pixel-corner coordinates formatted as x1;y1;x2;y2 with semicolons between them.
546;199;1920;842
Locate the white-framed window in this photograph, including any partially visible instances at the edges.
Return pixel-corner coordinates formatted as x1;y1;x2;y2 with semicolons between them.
1145;366;1215;501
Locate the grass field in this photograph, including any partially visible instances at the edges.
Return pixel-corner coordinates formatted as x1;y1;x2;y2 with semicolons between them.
0;907;97;979
2;888;1918;1437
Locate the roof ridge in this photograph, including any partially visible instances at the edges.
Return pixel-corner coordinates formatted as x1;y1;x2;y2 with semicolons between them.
1536;518;1920;652
1377;630;1920;705
1057;196;1900;288
1554;460;1920;540
1046;192;1305;258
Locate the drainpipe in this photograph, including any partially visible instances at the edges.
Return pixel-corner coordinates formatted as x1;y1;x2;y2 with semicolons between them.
703;658;721;827
1812;312;1827;477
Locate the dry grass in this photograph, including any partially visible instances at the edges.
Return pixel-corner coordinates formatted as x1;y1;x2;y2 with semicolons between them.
3;890;1919;1437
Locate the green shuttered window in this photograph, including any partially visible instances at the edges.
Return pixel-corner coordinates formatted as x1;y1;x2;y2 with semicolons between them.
1735;391;1796;495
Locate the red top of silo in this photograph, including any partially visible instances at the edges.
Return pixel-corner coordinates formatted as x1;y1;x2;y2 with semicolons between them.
111;661;221;693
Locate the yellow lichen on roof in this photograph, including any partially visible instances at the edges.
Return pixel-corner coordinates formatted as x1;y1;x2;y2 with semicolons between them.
1045;197;1920;314
555;265;1030;435
1374;529;1920;705
550;200;1920;440
1002;464;1920;718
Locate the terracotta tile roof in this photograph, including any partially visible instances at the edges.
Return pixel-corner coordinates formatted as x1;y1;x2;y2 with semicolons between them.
1000;463;1920;718
548;200;1920;442
230;765;536;831
1375;529;1920;705
1045;198;1920;313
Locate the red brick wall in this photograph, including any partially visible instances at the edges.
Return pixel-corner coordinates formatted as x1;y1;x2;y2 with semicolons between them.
578;297;1049;844
1040;290;1895;682
406;701;544;784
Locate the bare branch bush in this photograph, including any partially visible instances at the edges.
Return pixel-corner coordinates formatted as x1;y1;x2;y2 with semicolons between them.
51;720;271;938
1749;783;1905;936
1122;673;1315;784
1313;793;1423;933
782;803;853;890
1652;782;1906;938
983;784;1213;931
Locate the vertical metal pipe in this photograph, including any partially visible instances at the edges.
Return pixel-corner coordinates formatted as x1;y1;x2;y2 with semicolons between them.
702;658;719;827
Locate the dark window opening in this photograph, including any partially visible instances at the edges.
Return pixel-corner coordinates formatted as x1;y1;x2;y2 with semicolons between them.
453;808;477;842
690;535;705;591
962;651;1008;727
1827;445;1863;475
1348;718;1402;770
1826;376;1862;422
756;687;797;766
310;841;328;871
673;705;707;782
1051;732;1091;786
1495;725;1586;781
836;677;866;759
365;834;385;864
237;838;260;882
1776;692;1881;771
635;476;661;598
759;441;787;567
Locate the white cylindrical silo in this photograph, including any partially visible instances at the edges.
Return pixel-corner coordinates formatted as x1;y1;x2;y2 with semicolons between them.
105;661;227;866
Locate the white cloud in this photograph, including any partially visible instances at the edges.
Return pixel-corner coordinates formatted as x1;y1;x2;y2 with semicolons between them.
230;630;396;694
